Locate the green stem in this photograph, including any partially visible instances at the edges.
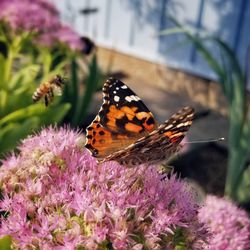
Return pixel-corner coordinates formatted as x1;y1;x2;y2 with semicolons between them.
41;49;52;77
79;54;99;124
225;106;248;200
3;48;14;85
72;54;99;126
2;35;24;88
225;146;247;200
70;58;78;118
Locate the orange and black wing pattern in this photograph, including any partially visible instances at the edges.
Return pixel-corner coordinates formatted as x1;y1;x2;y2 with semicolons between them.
101;106;194;167
85;78;194;167
85;78;157;159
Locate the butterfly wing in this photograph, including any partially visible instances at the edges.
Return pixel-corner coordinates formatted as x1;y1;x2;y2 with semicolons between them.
101;106;194;167
156;106;194;144
85;78;157;159
100;78;157;133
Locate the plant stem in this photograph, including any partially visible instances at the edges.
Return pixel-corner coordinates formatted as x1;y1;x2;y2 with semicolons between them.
225;147;247;200
2;35;23;88
3;47;14;87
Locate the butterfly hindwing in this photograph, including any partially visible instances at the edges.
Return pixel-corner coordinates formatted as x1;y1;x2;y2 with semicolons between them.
100;106;194;167
157;106;194;144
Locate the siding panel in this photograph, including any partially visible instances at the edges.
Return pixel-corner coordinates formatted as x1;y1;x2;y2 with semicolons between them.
54;0;250;81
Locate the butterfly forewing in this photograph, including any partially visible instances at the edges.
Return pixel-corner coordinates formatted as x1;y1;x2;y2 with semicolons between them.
99;78;157;134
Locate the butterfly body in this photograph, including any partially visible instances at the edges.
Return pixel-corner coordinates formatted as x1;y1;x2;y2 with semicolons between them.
85;78;194;167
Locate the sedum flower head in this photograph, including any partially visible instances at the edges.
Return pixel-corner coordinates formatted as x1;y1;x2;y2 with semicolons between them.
198;195;250;250
0;127;209;249
0;0;86;51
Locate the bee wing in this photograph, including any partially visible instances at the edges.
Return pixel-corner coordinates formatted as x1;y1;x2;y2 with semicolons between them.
52;85;63;96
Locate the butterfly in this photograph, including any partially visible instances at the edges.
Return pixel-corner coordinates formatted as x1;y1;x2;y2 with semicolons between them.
85;78;194;167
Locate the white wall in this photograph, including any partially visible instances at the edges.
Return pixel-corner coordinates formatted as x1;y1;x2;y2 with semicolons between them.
53;0;250;82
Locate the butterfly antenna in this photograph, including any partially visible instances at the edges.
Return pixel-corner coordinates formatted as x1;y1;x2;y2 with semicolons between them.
184;137;225;144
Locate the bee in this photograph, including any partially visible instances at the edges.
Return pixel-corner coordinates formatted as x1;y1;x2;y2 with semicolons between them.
32;75;65;106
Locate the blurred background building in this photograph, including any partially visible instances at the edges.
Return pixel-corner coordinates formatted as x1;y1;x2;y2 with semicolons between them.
54;0;250;83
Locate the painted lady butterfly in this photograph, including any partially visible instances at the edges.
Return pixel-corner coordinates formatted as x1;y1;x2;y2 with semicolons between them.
85;78;194;167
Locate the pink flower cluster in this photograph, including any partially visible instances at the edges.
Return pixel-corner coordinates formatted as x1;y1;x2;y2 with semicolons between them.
0;127;209;249
0;0;85;51
199;195;250;250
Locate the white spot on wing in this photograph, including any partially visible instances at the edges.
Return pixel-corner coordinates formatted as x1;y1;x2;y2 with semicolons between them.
116;87;119;90
114;95;120;102
121;85;127;89
125;95;140;102
164;124;173;130
176;121;191;128
132;96;137;101
125;96;133;102
113;91;117;94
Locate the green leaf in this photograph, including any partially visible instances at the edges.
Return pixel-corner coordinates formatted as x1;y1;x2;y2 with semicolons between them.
69;58;79;116
159;16;248;202
0;104;70;156
1;91;33;116
41;50;52;75
0;90;8;116
160;18;226;80
0;117;40;156
236;166;250;203
0;53;6;87
0;102;70;126
243;108;250;148
0;235;12;250
8;64;40;90
39;103;71;125
0;104;46;126
0;40;8;58
209;37;244;86
158;27;190;36
73;54;101;126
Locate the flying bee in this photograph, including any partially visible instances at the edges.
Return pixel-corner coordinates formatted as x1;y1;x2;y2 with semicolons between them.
32;75;65;107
